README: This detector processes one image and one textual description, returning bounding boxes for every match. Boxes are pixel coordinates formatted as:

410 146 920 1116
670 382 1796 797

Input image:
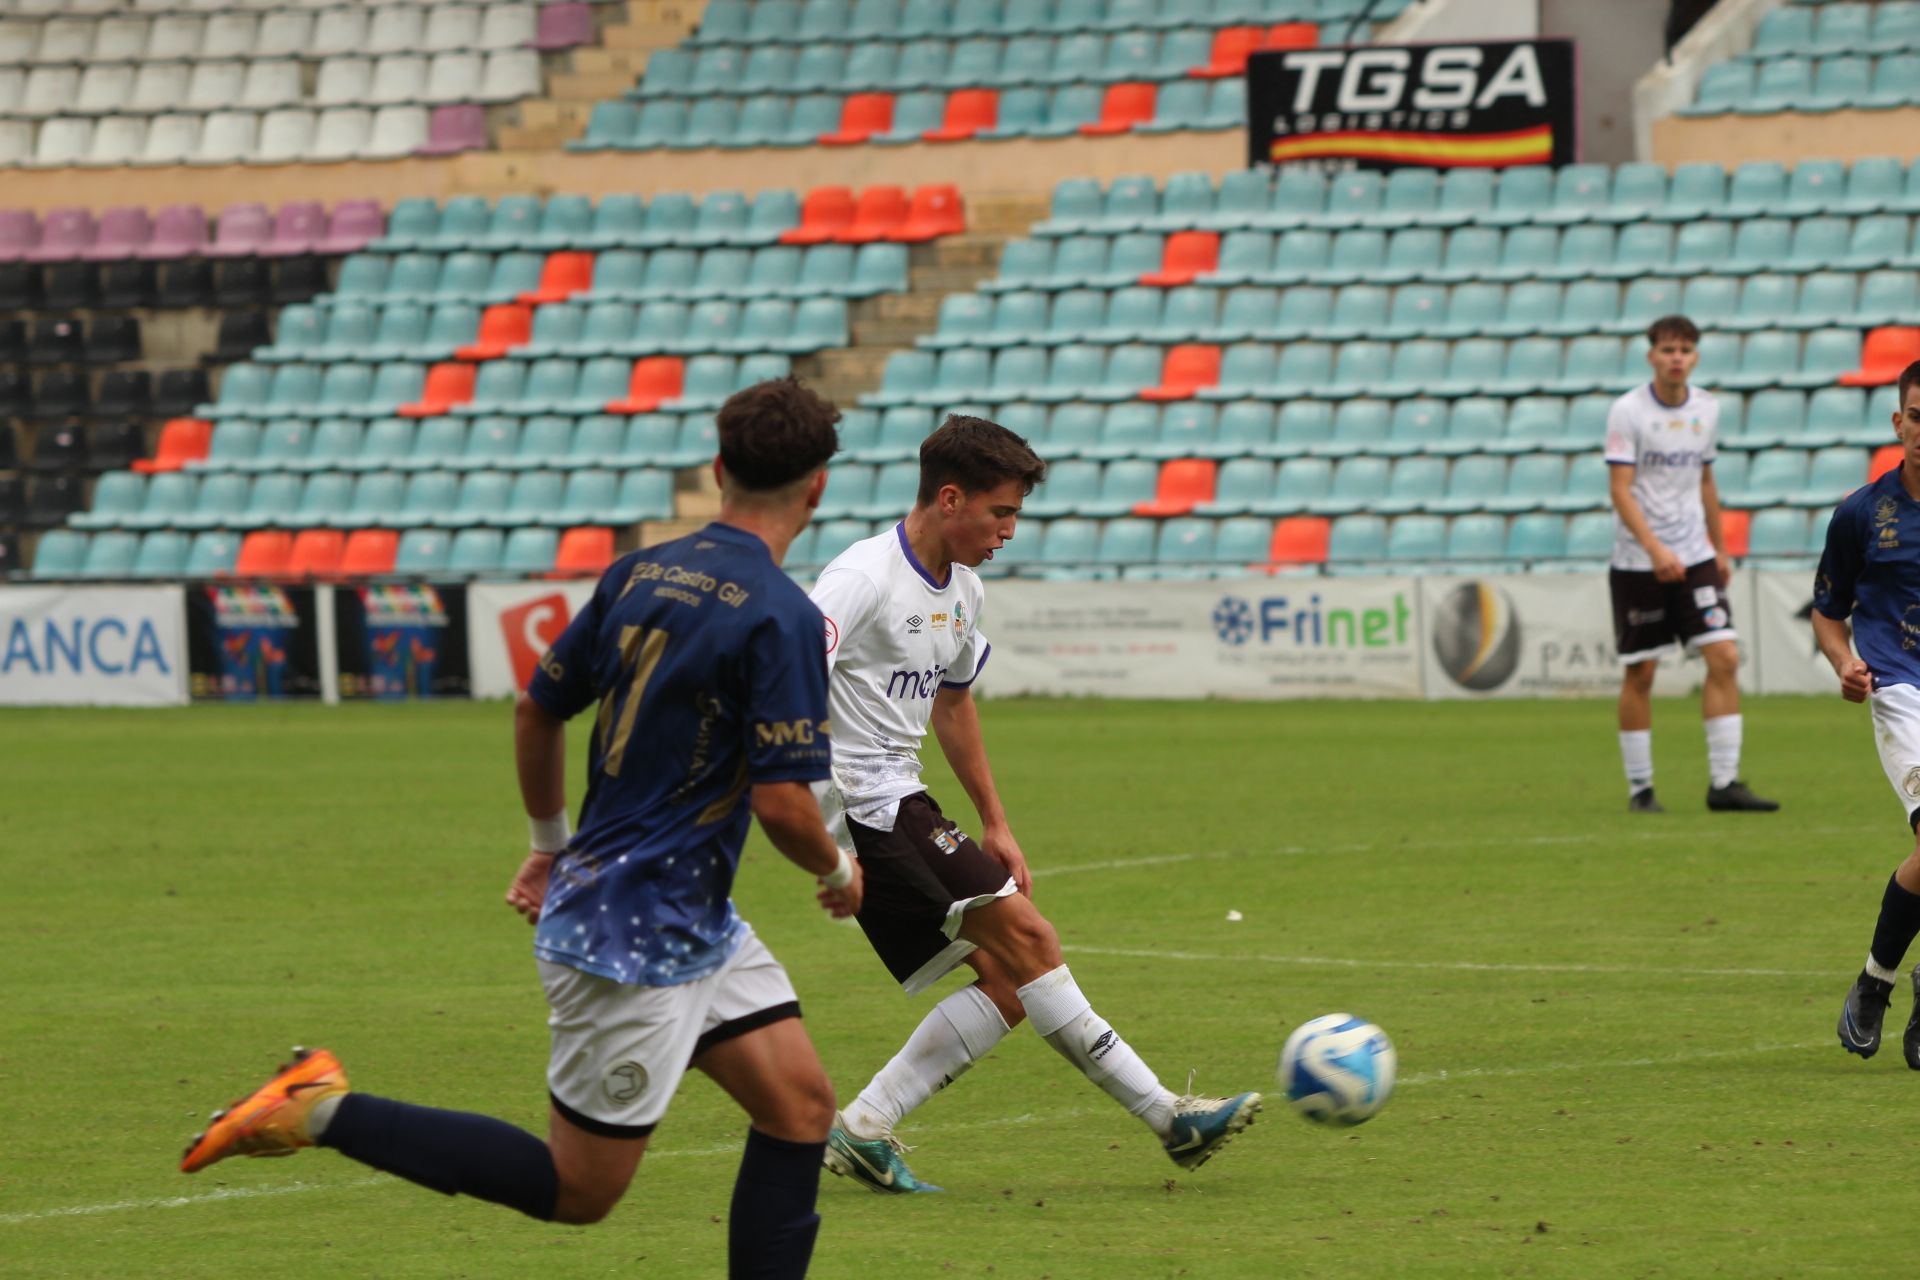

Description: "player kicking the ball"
809 414 1260 1195
1821 362 1920 1064
1607 315 1777 814
180 379 860 1278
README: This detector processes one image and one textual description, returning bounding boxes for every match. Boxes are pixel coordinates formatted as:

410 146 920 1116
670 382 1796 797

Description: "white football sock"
1619 729 1653 795
1016 965 1176 1137
307 1094 342 1139
1866 953 1901 985
842 985 1009 1141
1705 714 1742 789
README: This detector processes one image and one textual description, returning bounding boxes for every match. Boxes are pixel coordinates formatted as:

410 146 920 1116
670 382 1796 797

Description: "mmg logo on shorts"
885 665 949 699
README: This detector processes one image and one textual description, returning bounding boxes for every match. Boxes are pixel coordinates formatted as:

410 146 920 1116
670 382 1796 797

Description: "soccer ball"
1278 1013 1396 1126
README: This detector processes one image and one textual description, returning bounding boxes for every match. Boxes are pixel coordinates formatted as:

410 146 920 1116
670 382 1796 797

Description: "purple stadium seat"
417 103 488 155
24 208 96 263
82 206 155 261
316 200 384 255
0 210 39 263
531 3 594 50
261 201 326 257
205 204 273 259
141 204 210 260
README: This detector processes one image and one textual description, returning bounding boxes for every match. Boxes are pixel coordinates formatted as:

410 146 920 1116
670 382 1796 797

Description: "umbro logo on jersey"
905 614 924 634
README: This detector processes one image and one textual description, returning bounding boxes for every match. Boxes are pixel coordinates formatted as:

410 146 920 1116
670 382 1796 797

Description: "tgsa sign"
1277 45 1550 115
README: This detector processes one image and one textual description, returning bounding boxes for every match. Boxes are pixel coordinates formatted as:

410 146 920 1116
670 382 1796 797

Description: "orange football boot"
180 1047 349 1174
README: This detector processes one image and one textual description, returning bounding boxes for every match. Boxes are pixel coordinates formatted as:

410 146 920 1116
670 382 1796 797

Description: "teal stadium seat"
1326 514 1387 564
502 527 559 575
80 531 140 579
1506 512 1567 560
185 531 241 577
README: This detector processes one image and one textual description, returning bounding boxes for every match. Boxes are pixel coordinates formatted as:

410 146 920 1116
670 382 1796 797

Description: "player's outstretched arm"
931 685 1031 897
750 781 863 917
507 692 569 924
1812 612 1873 703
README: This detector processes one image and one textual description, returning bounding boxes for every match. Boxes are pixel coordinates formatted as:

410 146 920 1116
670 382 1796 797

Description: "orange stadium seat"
781 186 856 245
518 251 595 304
1192 27 1264 78
1081 83 1157 137
456 303 534 360
340 528 400 577
1134 458 1217 517
925 89 998 142
1265 22 1320 51
399 362 477 417
1840 327 1920 386
821 93 894 146
286 528 345 579
1721 509 1751 559
131 417 211 473
552 526 614 578
838 186 910 243
1141 344 1222 401
607 356 684 413
1269 516 1330 568
234 529 294 577
1140 231 1220 287
899 185 965 242
1871 445 1903 482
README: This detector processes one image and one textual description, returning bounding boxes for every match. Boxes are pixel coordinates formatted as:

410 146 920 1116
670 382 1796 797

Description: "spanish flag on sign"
1268 123 1554 168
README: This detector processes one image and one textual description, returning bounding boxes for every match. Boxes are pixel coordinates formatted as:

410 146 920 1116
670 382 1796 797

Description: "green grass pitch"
0 694 1907 1277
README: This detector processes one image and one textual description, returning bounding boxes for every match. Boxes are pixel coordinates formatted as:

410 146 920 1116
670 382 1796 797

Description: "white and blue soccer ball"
1278 1013 1396 1126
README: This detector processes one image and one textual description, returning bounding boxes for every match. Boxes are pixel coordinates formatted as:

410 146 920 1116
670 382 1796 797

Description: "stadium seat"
1842 328 1920 385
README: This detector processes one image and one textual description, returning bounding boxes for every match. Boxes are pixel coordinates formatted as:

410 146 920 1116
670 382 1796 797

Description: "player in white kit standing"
1606 315 1777 814
807 414 1261 1194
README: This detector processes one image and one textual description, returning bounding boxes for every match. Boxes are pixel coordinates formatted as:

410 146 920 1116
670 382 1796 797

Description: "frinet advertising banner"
1247 39 1577 170
0 586 188 706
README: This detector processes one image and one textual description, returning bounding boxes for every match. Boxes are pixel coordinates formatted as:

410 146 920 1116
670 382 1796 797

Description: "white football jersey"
808 522 990 833
1604 382 1720 572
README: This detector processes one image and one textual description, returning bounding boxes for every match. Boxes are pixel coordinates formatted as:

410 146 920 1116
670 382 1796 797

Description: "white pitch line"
1061 943 1827 980
0 1035 1840 1227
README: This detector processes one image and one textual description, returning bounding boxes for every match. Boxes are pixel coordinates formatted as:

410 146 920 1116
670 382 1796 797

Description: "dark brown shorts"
847 791 1014 990
1610 558 1735 663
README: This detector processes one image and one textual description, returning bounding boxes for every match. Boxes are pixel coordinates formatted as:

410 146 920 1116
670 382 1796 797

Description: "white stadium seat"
370 54 427 106
308 10 370 60
479 4 539 51
254 106 314 163
184 60 244 112
253 11 313 60
75 64 134 115
424 5 483 54
18 66 78 118
0 22 38 66
137 112 199 165
189 108 256 165
309 105 370 161
28 116 91 168
367 7 425 56
0 119 33 165
32 19 97 65
0 67 23 114
363 104 429 158
90 17 149 64
199 14 258 62
127 62 190 114
85 114 147 166
425 51 481 103
238 59 302 111
144 16 204 63
315 56 373 108
480 49 541 102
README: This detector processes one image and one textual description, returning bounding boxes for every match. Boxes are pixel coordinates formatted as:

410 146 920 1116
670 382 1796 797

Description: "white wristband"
528 810 572 854
821 848 854 888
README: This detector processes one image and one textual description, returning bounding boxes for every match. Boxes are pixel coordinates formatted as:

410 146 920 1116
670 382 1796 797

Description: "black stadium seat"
87 421 147 472
26 423 83 472
0 531 19 578
43 262 97 310
158 260 211 309
214 258 270 308
272 255 328 304
0 319 26 364
0 421 15 470
95 370 151 419
0 475 20 525
30 369 89 419
0 369 32 417
100 260 156 309
152 368 209 419
215 310 271 362
86 315 142 364
23 473 80 527
0 262 38 310
28 319 84 365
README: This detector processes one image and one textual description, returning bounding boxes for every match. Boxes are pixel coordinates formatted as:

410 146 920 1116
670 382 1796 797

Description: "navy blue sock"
1870 874 1920 974
728 1129 825 1280
318 1094 559 1222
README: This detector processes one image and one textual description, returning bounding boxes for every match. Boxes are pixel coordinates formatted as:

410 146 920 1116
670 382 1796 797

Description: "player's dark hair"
715 376 840 491
1647 314 1700 347
1899 360 1920 408
916 414 1048 507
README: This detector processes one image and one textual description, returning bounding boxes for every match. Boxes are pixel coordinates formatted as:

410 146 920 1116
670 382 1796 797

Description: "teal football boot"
824 1113 943 1194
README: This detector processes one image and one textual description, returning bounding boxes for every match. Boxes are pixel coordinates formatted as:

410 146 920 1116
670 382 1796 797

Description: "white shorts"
540 926 800 1137
1871 683 1920 827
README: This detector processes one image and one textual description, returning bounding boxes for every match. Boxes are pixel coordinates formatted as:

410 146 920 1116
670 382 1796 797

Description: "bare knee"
1703 645 1739 681
748 1067 836 1144
551 1178 625 1225
968 900 1062 983
1621 661 1657 694
973 971 1027 1029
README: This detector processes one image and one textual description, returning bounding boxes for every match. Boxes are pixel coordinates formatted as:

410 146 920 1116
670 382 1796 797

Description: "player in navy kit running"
1821 362 1920 1066
181 378 860 1280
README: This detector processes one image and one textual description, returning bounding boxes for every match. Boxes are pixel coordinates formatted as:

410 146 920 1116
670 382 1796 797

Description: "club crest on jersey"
931 828 962 856
952 601 969 638
1904 767 1920 801
1877 496 1901 549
